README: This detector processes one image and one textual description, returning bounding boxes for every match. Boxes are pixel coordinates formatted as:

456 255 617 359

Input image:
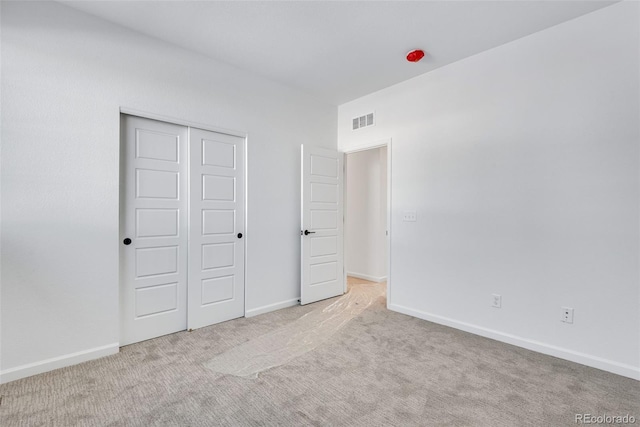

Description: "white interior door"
300 145 344 305
120 115 188 346
188 128 245 329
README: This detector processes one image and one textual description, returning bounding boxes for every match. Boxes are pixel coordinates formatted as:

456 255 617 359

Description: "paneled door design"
120 115 188 346
300 145 344 305
188 128 245 329
121 115 246 345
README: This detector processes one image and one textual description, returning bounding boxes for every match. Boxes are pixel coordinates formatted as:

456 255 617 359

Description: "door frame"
342 138 392 308
118 107 249 343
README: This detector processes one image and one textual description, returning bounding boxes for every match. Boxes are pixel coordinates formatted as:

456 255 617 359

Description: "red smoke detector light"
406 49 425 63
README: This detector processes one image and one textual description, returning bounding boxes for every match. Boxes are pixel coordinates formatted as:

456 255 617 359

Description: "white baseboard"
347 272 387 283
389 303 640 381
245 298 299 318
0 343 120 384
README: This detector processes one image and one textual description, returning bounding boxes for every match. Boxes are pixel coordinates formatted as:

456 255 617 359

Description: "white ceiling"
61 1 617 105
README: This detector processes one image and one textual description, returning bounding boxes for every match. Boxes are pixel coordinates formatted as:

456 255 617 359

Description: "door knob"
123 238 132 245
304 230 315 236
237 233 243 238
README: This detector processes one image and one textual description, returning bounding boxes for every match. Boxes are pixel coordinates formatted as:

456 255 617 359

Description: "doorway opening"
344 140 391 307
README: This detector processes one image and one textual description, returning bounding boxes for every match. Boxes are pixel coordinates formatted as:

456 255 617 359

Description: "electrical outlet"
492 294 502 308
403 211 417 222
561 307 574 324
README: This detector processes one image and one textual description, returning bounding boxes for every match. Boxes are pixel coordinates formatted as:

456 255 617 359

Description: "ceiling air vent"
352 112 375 131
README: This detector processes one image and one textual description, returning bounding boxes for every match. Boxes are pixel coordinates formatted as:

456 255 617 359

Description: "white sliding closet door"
120 115 188 346
121 115 246 345
188 128 245 329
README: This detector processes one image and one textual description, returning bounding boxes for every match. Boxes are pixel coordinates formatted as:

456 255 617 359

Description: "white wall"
338 2 640 379
0 1 336 382
345 147 387 282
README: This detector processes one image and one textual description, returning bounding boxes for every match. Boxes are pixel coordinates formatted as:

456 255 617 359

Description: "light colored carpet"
205 281 385 378
1 277 638 426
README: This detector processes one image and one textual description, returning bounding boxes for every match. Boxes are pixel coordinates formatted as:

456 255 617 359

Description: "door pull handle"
303 230 315 236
